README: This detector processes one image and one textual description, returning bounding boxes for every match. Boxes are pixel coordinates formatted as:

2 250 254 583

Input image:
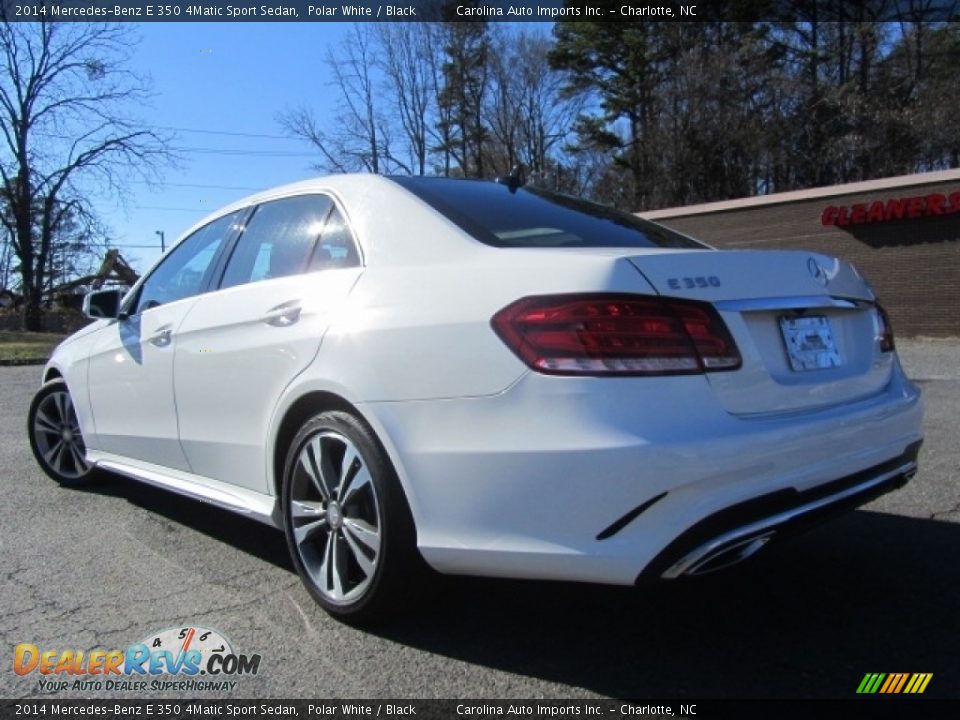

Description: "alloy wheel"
288 430 382 605
31 388 90 480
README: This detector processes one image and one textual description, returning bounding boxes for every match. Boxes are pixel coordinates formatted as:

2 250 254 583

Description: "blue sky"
105 22 354 270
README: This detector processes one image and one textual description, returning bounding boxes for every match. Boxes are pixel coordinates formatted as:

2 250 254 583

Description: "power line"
128 180 263 191
34 126 304 143
31 131 318 159
156 125 301 141
175 146 316 158
133 205 210 212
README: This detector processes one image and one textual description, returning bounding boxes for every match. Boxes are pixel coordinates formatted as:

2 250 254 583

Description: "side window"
307 206 361 271
220 195 334 289
135 211 241 314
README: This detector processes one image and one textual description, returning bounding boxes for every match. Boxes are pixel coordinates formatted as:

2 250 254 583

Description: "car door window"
135 211 242 314
220 195 334 289
307 206 361 271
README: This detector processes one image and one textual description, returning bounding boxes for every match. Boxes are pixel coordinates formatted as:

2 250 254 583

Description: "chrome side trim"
714 295 870 312
91 454 279 527
662 461 917 579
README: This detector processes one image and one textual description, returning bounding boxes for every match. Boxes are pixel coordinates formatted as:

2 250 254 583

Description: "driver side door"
86 210 244 471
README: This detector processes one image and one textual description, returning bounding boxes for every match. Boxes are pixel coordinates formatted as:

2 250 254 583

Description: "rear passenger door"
173 194 364 493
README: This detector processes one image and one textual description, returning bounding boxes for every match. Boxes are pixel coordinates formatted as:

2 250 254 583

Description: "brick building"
639 169 960 337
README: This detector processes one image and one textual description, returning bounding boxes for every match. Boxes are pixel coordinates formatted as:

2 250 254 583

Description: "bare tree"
485 27 584 180
280 25 410 175
0 226 12 294
377 23 434 176
0 20 169 330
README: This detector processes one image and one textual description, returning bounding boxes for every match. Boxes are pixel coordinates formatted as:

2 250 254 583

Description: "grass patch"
0 331 67 362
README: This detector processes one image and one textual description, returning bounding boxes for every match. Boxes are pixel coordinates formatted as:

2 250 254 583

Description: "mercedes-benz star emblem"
807 257 829 286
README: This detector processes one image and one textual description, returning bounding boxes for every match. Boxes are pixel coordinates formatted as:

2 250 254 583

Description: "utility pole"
155 230 165 253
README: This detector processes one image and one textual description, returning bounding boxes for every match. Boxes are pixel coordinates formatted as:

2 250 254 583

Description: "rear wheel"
28 380 96 486
281 410 419 623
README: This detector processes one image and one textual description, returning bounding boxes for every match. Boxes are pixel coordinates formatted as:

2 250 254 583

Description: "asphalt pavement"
1 339 957 699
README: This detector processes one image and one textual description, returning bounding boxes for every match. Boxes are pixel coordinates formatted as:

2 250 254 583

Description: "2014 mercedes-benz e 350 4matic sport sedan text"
28 175 923 622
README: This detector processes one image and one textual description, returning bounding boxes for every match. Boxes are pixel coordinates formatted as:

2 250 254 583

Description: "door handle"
149 326 172 347
262 301 302 327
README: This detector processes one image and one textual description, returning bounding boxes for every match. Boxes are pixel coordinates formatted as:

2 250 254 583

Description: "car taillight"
876 303 895 352
491 294 741 376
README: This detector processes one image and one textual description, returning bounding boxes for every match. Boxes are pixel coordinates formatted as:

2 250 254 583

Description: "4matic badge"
13 626 261 693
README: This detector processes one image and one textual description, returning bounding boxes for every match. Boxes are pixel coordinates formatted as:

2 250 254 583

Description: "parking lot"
1 339 957 700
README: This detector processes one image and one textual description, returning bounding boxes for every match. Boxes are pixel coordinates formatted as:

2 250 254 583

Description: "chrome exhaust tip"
665 532 775 578
649 453 921 583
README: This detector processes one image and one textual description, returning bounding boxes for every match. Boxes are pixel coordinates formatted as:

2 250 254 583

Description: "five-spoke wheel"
28 379 95 485
282 410 419 623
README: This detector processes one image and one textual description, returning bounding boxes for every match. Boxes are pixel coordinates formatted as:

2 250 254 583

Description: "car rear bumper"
640 439 921 581
358 362 923 586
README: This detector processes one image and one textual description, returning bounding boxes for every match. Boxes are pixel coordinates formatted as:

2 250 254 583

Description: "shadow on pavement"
79 471 294 572
376 510 959 699
77 474 959 699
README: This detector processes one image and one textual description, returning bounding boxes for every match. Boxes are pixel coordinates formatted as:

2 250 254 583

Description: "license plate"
779 315 842 371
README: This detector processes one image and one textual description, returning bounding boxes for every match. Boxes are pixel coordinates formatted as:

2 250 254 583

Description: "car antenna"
495 165 525 193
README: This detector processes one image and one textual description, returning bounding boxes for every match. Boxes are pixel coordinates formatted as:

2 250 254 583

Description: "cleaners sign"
821 190 960 227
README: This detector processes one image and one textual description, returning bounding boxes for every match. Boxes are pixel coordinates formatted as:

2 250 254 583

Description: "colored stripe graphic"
909 673 933 694
857 672 932 694
891 673 909 693
881 673 906 693
857 673 881 693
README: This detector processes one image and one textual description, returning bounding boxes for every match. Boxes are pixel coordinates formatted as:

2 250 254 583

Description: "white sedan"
28 175 924 622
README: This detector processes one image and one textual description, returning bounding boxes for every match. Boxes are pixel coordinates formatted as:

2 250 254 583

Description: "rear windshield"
390 177 706 250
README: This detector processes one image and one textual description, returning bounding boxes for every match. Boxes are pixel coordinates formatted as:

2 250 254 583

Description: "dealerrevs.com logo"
14 626 261 693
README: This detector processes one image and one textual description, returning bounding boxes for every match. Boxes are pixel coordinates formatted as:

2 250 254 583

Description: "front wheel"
281 410 420 623
28 379 96 486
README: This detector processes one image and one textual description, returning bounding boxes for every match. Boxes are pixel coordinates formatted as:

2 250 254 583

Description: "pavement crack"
929 495 960 520
286 589 321 641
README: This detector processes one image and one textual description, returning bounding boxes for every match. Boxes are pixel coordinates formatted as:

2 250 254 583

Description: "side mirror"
83 288 125 320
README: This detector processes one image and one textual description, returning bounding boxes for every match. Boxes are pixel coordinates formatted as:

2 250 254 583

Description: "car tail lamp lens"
491 294 741 376
876 303 895 352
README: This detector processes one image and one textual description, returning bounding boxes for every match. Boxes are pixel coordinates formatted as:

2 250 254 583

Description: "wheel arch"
270 389 424 550
270 392 419 524
271 391 357 500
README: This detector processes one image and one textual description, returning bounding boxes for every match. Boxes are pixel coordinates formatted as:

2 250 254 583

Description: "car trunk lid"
626 249 873 303
626 250 893 416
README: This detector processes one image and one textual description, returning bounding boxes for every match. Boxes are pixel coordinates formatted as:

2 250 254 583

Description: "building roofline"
638 168 960 220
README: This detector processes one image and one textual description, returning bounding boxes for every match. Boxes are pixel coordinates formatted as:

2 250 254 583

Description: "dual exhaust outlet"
663 530 776 580
659 459 919 580
665 532 776 578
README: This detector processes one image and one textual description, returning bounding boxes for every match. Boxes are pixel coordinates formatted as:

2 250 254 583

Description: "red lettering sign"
821 190 960 226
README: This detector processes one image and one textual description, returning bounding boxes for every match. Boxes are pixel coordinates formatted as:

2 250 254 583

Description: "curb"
0 358 47 367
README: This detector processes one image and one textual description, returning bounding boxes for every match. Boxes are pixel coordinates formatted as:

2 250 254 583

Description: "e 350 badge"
14 626 261 693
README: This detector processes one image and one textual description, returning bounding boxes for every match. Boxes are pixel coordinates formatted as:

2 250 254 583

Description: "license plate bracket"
779 315 842 371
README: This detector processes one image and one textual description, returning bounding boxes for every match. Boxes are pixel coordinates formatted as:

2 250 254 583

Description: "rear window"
390 177 706 250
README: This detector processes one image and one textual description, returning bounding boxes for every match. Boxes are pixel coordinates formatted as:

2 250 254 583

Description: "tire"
28 379 97 486
281 410 420 624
